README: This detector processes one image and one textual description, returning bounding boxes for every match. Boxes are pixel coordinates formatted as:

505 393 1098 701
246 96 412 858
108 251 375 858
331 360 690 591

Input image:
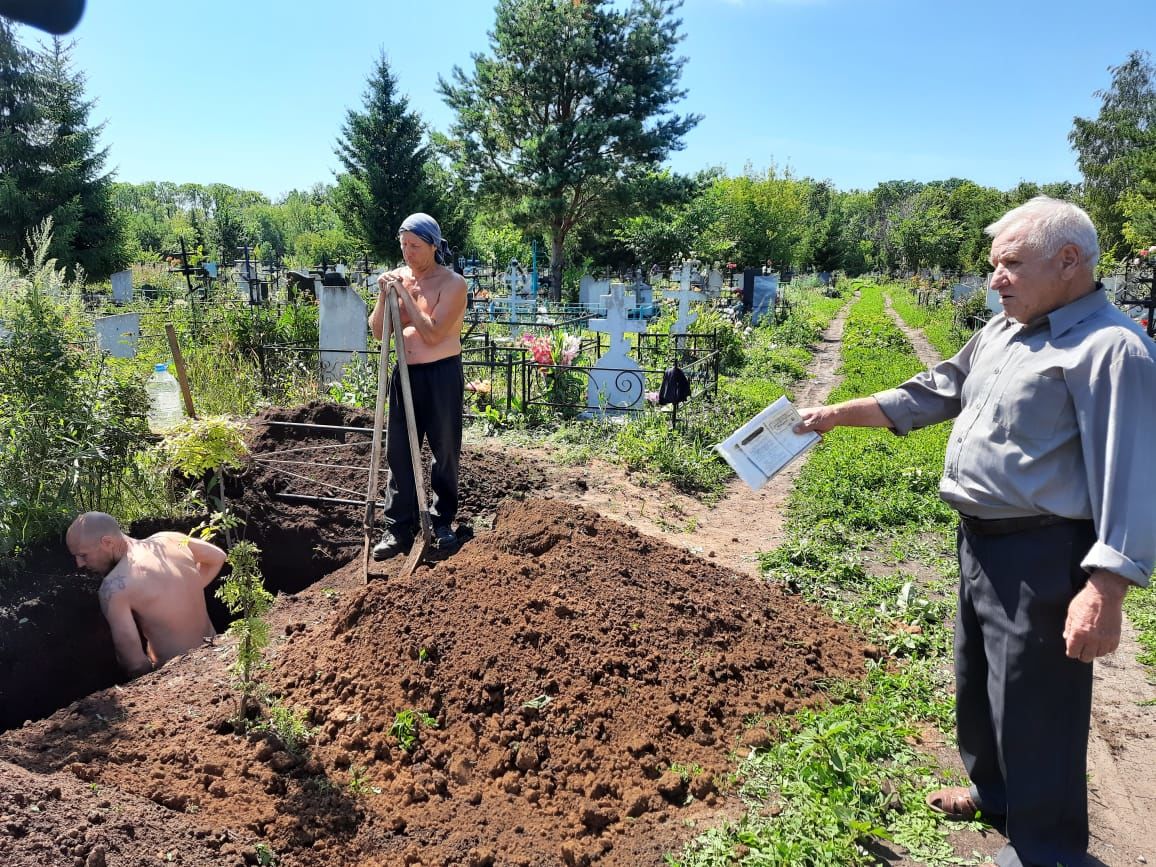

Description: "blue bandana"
399 213 452 265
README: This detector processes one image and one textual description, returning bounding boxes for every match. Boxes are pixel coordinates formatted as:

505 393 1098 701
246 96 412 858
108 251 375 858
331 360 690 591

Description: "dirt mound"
0 401 547 731
0 497 868 866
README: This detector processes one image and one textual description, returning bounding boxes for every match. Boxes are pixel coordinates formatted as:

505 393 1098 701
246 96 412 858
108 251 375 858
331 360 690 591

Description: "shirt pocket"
992 372 1071 441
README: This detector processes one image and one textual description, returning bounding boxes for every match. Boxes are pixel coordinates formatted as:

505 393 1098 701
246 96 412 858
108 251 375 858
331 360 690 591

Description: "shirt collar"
1044 284 1110 338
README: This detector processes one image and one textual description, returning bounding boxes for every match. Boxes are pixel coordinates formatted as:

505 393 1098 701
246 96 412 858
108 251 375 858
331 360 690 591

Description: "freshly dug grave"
0 497 870 866
0 400 548 731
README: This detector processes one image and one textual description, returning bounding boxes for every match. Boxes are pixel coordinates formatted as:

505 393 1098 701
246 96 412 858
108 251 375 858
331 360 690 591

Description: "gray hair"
985 196 1100 268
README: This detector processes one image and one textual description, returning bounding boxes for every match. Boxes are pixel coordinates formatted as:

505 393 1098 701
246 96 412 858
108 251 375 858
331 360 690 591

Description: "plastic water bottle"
146 362 185 432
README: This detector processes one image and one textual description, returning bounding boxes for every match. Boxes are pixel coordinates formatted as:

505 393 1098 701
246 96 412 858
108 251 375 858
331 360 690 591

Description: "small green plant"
158 415 248 544
253 842 278 866
257 700 316 755
215 541 274 718
390 708 437 752
327 354 377 408
347 764 381 796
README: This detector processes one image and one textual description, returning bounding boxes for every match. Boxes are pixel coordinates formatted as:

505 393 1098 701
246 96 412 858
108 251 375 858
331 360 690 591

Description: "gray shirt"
874 288 1155 587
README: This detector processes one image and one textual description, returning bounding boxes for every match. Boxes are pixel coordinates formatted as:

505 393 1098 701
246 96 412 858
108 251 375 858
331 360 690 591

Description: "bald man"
66 512 226 678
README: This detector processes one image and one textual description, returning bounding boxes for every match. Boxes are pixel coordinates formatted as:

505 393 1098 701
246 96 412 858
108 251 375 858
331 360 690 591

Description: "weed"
390 708 438 752
255 700 316 756
253 842 278 866
347 764 382 796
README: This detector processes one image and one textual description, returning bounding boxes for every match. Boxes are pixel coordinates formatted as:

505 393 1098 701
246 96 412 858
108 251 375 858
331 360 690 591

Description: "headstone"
632 280 654 318
668 259 705 345
110 270 132 304
505 261 530 297
317 285 368 384
750 275 779 326
94 313 140 358
951 283 976 301
587 284 647 413
579 273 611 308
706 267 724 297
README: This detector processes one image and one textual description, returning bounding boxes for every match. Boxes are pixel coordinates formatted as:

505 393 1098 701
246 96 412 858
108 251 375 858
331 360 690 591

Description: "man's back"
101 532 217 668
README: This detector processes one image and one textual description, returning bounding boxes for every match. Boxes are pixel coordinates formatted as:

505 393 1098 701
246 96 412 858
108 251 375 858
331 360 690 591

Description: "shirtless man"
66 512 226 678
368 212 469 561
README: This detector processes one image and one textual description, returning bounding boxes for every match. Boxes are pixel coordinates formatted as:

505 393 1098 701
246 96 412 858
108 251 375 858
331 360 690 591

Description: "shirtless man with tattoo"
66 512 226 678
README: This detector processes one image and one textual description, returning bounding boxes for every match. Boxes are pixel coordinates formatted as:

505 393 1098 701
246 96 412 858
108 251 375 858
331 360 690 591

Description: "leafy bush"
0 222 152 559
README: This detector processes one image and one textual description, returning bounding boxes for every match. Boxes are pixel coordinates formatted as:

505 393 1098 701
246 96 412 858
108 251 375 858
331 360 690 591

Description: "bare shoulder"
98 565 130 607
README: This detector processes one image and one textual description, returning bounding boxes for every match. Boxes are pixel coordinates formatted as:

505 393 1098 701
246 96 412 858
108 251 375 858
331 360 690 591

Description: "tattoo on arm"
98 574 127 610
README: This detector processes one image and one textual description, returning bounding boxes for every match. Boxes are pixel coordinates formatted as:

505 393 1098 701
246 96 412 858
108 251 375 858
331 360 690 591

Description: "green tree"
1069 50 1156 256
0 21 48 266
439 0 700 300
333 53 431 262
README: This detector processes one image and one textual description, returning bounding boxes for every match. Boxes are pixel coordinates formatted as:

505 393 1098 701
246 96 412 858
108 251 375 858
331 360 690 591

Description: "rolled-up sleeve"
1075 351 1156 588
873 332 979 435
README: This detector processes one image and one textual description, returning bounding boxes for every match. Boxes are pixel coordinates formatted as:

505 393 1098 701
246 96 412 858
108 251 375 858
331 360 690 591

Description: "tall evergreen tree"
0 19 46 262
439 0 700 300
35 37 124 280
1070 50 1156 257
333 53 431 262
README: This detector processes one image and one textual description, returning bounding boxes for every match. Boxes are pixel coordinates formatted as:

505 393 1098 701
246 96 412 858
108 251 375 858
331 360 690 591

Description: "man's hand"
793 397 894 434
1064 570 1131 663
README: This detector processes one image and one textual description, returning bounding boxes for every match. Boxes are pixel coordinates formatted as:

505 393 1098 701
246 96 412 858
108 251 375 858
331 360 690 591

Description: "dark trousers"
382 354 463 533
955 519 1096 867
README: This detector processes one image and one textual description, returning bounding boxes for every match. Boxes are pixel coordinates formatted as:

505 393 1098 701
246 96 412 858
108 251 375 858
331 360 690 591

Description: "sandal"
925 786 985 821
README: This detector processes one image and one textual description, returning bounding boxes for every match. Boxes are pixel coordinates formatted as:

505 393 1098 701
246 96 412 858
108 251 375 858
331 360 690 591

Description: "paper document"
715 396 820 490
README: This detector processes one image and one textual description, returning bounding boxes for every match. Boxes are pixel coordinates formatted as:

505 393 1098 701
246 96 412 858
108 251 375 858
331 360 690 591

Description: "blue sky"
15 0 1150 200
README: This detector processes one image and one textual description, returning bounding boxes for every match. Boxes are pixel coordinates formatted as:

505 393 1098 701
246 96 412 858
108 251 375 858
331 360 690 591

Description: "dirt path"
508 304 849 579
884 295 1156 866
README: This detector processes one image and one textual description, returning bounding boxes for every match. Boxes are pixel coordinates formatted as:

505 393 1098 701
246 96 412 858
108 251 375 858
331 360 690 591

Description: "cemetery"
1 3 1155 865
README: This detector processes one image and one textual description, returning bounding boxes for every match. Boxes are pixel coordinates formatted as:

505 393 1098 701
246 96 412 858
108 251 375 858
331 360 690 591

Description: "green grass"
670 283 971 866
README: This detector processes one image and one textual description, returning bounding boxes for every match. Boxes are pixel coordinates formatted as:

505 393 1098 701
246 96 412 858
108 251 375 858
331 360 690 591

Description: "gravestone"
632 280 655 318
705 266 724 297
317 284 368 384
94 313 140 358
984 275 1000 314
668 259 705 346
587 284 647 413
110 270 132 304
579 273 611 308
750 275 779 326
951 283 977 301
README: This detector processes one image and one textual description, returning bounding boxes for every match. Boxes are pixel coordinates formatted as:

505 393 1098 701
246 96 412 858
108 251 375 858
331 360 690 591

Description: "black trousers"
955 518 1096 867
382 354 463 533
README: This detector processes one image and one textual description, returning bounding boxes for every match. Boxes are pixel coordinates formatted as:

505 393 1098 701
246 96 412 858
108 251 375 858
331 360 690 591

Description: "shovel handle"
362 285 394 581
387 287 433 539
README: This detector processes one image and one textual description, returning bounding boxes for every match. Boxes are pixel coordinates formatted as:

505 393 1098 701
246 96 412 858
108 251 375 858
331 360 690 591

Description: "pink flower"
645 391 659 404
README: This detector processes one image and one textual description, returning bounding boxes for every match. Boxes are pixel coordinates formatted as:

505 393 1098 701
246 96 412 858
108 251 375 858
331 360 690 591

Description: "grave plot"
0 401 548 732
0 492 869 867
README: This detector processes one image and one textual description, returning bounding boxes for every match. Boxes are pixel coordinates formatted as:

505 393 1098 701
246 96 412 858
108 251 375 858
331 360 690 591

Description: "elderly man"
368 213 468 561
66 512 226 678
796 197 1155 867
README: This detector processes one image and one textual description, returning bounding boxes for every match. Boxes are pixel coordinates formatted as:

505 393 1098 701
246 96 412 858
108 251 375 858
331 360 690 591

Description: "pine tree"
333 53 432 262
35 37 125 280
0 19 47 262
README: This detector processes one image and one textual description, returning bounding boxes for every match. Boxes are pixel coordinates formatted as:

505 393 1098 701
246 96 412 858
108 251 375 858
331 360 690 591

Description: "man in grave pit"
66 512 226 678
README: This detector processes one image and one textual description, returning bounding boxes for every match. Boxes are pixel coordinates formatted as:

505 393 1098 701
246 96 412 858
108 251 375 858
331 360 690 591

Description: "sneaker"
372 528 413 561
431 525 459 552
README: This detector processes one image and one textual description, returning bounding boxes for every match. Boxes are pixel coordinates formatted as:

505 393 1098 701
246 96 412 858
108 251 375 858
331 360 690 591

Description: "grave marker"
668 259 705 346
587 284 647 413
317 284 368 384
110 270 132 304
94 313 140 358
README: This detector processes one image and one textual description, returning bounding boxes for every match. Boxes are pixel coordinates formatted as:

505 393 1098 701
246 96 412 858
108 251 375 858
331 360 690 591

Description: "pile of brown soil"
0 495 869 866
0 401 547 731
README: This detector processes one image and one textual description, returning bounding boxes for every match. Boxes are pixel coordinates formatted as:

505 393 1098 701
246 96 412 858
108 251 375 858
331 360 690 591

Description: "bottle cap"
154 363 168 372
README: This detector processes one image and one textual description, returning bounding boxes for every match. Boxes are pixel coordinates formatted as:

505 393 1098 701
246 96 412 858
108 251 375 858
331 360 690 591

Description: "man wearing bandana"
368 213 468 560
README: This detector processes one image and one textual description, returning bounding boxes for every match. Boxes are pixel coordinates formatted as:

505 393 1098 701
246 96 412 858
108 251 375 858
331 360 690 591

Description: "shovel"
362 282 434 581
362 282 394 584
386 286 434 578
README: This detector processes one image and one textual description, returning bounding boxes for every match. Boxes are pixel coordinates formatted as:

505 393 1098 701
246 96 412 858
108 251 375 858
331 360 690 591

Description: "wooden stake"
164 323 197 419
